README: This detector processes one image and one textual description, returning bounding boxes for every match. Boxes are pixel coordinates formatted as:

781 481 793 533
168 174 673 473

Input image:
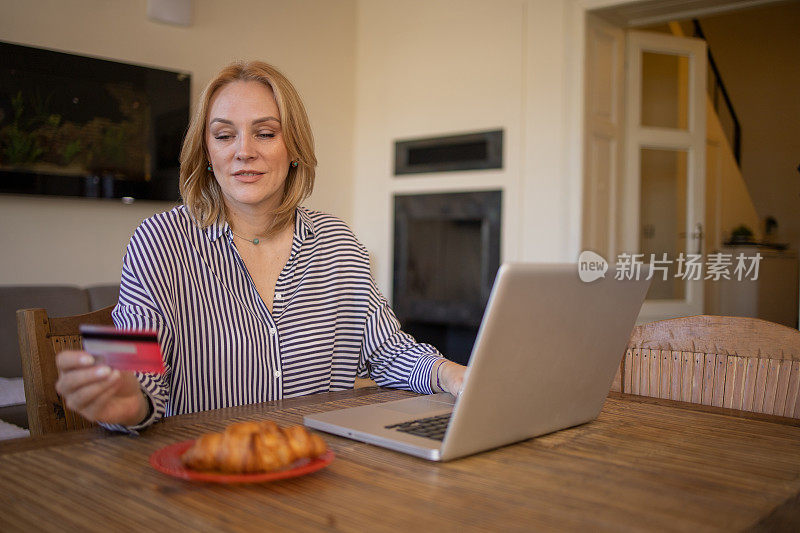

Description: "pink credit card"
80 324 166 374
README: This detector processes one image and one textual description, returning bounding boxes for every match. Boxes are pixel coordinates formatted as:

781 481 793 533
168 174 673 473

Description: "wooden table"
1 388 799 532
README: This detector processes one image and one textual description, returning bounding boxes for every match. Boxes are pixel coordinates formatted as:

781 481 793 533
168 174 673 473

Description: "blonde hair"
179 60 316 235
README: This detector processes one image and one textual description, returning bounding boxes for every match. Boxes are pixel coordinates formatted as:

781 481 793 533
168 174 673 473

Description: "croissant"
181 421 327 474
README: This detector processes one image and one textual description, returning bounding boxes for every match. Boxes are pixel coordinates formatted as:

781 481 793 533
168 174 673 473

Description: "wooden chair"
611 315 800 418
16 306 114 436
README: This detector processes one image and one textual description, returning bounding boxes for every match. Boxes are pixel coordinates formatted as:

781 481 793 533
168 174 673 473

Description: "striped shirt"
106 205 442 431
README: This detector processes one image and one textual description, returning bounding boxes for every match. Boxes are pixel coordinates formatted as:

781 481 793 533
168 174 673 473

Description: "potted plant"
729 224 755 244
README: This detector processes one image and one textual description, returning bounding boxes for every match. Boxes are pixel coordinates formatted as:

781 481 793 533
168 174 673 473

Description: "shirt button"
269 327 277 335
275 292 282 300
274 370 282 378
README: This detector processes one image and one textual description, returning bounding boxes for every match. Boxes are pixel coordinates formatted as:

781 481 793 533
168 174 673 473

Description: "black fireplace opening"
393 191 501 365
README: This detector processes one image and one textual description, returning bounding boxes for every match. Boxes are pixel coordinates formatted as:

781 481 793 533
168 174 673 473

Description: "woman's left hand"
437 360 468 397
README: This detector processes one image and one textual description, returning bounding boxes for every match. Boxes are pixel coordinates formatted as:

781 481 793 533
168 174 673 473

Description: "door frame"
623 30 708 320
569 0 738 322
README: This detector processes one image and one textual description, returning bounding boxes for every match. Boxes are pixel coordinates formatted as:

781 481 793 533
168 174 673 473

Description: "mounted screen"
0 41 190 201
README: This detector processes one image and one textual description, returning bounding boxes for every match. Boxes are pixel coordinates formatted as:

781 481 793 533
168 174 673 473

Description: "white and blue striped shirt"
108 205 441 431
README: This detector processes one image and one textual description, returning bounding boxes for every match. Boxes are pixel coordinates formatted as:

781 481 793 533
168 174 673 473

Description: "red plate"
149 439 335 483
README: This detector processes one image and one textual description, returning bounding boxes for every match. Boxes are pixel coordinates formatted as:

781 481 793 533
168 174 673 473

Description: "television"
0 41 190 201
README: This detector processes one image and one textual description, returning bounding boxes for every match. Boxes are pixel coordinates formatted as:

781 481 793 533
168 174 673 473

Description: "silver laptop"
304 263 651 461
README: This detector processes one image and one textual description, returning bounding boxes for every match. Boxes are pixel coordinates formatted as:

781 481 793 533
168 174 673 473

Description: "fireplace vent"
394 130 502 175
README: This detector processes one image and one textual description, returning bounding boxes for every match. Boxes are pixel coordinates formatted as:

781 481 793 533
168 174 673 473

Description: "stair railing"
692 19 742 167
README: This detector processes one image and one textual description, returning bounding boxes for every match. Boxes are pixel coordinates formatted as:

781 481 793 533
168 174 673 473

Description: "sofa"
0 284 119 431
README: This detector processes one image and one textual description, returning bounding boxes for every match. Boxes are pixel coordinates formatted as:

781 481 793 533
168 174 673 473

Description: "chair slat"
741 358 758 412
670 351 681 401
641 349 650 397
52 335 79 432
691 353 703 404
785 361 800 418
60 335 87 430
681 352 693 403
649 349 660 398
731 356 747 411
631 349 641 396
753 359 769 413
762 359 781 414
794 367 800 418
623 349 633 393
712 354 727 407
67 335 82 350
701 353 715 406
774 360 792 416
723 356 737 409
48 336 69 433
659 350 671 399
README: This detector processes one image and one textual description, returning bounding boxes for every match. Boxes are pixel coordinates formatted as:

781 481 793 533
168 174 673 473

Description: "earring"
291 161 299 168
207 162 212 171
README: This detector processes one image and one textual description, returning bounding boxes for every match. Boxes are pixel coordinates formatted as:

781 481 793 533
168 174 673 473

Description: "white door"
582 15 624 261
621 30 707 322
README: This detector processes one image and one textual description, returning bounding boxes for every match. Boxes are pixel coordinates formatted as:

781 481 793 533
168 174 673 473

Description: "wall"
0 0 356 285
353 0 581 296
698 2 800 251
705 95 763 316
705 99 761 252
1 0 599 293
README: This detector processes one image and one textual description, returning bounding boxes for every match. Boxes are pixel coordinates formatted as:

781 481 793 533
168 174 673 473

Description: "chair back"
16 306 114 436
0 286 91 378
611 315 800 419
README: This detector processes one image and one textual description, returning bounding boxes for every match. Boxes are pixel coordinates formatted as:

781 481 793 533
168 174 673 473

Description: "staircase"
691 19 742 168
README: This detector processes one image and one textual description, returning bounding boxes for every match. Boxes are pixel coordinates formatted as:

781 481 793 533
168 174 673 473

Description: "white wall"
353 0 582 296
0 0 356 285
2 0 593 293
705 98 761 252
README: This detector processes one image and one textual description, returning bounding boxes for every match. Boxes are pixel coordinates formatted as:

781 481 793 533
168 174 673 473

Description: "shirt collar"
295 206 315 239
203 207 315 242
205 217 229 242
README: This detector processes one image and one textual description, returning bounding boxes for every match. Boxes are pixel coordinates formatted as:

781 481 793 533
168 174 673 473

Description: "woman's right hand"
55 350 150 426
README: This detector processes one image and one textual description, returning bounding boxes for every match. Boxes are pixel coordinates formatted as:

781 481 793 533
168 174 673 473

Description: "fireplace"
393 191 501 365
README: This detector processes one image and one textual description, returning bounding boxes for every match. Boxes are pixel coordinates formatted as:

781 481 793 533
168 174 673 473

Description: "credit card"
80 324 166 374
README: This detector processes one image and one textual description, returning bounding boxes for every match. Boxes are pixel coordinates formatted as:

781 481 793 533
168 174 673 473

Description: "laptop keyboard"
385 413 452 441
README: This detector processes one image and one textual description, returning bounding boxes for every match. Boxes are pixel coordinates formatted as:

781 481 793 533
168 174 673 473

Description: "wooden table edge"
0 386 393 455
4 389 797 456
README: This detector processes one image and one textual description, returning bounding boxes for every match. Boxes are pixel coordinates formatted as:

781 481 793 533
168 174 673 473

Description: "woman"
55 61 466 431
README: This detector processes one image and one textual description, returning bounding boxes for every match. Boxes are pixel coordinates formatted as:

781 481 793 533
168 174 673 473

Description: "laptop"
304 263 651 461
